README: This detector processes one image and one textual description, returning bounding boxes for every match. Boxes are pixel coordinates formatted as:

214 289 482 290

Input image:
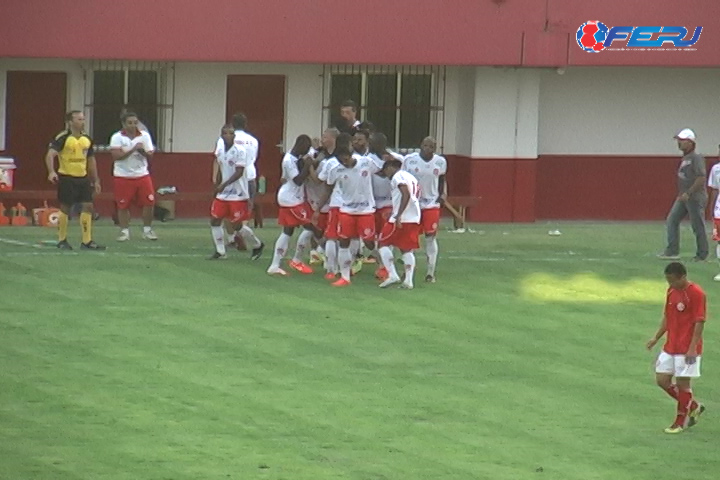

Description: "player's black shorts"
57 174 93 205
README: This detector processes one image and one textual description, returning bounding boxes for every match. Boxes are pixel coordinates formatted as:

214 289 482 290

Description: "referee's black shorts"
58 174 93 206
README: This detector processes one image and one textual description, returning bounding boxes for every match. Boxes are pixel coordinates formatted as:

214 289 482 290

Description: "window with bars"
323 65 445 152
84 61 174 150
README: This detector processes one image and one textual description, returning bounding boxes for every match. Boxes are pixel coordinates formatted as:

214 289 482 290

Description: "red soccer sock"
674 390 693 427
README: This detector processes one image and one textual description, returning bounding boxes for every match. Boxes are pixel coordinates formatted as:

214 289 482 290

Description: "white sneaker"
379 276 401 288
142 230 158 241
117 231 130 242
399 282 414 290
713 273 720 282
267 267 288 276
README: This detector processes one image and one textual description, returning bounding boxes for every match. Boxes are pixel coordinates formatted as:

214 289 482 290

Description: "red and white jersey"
215 144 249 201
402 153 447 210
708 163 720 218
389 170 421 224
110 130 155 178
318 157 342 208
369 151 404 208
277 153 305 207
306 158 330 213
326 156 380 215
215 130 258 181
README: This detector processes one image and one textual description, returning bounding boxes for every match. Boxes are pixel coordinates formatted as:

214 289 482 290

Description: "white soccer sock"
370 247 380 262
426 236 438 277
239 225 262 248
401 252 416 286
316 244 325 255
120 227 130 236
325 240 338 274
338 247 353 281
350 238 361 258
270 233 291 269
143 226 152 233
379 246 400 279
293 230 313 263
716 243 720 261
211 226 226 255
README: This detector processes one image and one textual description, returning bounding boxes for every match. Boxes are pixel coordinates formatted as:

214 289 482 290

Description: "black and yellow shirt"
49 131 95 177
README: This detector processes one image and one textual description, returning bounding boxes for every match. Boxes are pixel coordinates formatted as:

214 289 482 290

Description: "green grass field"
1 219 718 480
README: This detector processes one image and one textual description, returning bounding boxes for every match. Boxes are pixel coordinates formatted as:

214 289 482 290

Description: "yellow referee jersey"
49 131 95 177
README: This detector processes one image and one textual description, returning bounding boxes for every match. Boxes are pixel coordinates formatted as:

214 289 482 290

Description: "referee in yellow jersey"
44 111 105 250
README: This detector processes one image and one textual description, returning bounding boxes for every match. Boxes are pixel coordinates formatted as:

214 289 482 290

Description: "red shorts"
324 208 340 240
211 199 251 223
278 203 312 227
420 208 441 236
114 175 155 208
374 207 393 236
338 212 375 241
315 212 329 232
379 222 421 251
713 219 720 242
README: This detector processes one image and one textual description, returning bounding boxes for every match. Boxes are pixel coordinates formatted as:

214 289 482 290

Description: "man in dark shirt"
334 100 362 135
660 129 708 261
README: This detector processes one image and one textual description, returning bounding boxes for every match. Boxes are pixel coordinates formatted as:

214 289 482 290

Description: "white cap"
674 128 696 142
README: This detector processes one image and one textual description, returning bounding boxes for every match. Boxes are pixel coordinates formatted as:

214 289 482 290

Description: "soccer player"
708 146 720 280
377 158 422 289
110 112 158 241
321 146 380 287
646 262 706 434
45 111 105 250
209 124 264 260
267 135 317 276
368 132 404 279
403 137 447 283
306 128 339 265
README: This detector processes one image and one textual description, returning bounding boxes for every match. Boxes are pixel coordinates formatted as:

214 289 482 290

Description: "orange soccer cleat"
288 260 313 274
331 278 351 287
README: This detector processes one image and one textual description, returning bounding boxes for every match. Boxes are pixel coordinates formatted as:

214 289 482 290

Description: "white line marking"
0 237 43 249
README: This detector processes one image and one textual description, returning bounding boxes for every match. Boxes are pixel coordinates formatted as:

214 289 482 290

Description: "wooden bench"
445 195 482 229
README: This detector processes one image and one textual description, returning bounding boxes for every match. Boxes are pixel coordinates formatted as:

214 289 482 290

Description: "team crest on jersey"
362 170 368 177
433 168 440 176
677 302 686 312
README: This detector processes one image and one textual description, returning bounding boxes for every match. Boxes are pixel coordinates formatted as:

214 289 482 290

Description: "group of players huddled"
212 103 448 289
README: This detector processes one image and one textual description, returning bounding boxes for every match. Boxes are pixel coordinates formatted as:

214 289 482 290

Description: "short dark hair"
360 121 376 133
336 133 353 150
335 145 352 157
221 123 234 132
664 262 687 277
121 111 138 123
383 158 403 171
340 100 357 112
232 113 247 129
353 129 370 140
65 110 82 122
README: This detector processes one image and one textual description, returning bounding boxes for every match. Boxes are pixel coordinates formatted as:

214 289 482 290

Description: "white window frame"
82 60 175 152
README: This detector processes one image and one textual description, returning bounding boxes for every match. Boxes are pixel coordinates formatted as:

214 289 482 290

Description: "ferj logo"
576 21 702 52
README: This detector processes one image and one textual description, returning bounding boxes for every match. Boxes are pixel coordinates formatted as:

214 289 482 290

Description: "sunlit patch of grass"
520 272 666 304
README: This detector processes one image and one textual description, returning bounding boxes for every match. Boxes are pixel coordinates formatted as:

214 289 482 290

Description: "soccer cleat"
142 229 158 241
375 266 389 281
425 275 436 283
399 282 414 290
251 242 265 261
309 250 325 265
714 274 720 282
80 241 106 250
351 259 363 275
116 231 130 242
379 276 401 288
208 252 228 260
691 256 708 262
664 424 684 434
331 278 351 287
657 253 681 260
288 260 313 274
56 240 73 250
324 272 337 280
267 267 289 276
687 403 706 428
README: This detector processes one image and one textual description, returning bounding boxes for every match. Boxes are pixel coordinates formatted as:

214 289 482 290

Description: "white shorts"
655 351 701 378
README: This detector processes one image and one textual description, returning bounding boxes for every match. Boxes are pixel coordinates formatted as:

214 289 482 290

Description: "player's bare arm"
394 183 411 228
646 315 667 350
710 188 718 220
686 321 705 364
437 174 447 204
87 155 101 194
292 156 312 186
216 166 245 194
212 160 220 184
45 148 59 184
111 143 142 161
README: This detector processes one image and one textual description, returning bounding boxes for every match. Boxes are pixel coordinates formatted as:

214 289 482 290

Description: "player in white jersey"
368 132 404 280
306 128 339 267
708 151 720 281
110 112 158 242
209 125 264 260
267 135 317 276
402 137 447 283
321 146 381 287
377 158 422 289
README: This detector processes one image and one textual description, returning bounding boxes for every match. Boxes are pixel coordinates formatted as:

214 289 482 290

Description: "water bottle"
258 175 266 194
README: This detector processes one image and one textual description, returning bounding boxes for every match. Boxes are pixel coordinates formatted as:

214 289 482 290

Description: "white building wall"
538 67 720 156
172 63 323 153
442 67 475 156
